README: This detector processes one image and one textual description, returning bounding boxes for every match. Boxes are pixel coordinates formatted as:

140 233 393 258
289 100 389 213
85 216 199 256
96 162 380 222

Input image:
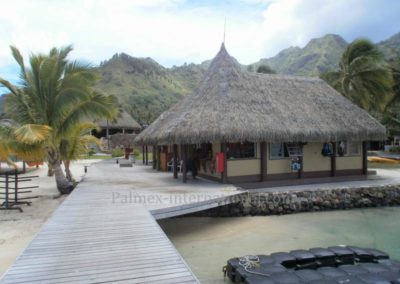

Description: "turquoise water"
159 207 400 283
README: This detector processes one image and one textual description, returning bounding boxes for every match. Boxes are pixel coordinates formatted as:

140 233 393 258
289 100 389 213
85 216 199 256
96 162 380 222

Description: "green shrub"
88 149 96 156
389 146 400 153
111 148 124 157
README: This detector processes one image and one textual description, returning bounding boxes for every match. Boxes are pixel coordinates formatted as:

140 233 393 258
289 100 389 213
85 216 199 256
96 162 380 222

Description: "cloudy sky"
0 0 399 83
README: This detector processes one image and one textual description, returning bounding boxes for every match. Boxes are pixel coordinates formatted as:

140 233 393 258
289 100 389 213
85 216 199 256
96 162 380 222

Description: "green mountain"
378 32 400 61
254 34 348 76
96 32 399 124
95 53 207 125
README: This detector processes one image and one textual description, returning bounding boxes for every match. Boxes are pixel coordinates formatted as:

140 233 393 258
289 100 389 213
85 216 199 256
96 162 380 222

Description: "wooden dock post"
157 146 161 171
173 144 178 179
331 142 337 176
221 143 227 183
362 141 368 175
152 145 156 169
145 145 149 165
181 144 187 183
260 142 267 182
142 145 145 164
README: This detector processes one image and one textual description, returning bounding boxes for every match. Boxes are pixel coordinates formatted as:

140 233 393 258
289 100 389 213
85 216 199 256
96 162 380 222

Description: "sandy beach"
0 159 103 276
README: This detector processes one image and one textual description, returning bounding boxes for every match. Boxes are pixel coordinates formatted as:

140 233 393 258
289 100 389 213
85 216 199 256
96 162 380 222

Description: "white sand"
0 159 103 276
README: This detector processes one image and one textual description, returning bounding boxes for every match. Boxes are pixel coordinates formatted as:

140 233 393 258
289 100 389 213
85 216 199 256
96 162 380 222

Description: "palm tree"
0 45 118 194
0 121 50 167
382 56 400 131
321 39 393 112
256 64 276 74
60 122 100 181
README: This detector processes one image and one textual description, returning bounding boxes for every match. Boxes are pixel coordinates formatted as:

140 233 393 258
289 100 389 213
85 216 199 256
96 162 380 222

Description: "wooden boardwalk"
1 160 241 283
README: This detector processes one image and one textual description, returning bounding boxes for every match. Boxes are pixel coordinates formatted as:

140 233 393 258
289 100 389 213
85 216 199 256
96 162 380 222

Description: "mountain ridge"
1 32 398 122
95 31 399 123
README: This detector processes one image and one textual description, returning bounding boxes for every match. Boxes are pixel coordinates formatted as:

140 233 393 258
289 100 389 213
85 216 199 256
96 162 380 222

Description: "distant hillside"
254 34 348 76
254 33 399 76
96 32 399 124
95 53 207 125
378 32 400 61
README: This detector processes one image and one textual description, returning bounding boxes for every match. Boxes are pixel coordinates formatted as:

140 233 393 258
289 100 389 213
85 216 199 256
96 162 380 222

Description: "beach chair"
167 159 183 172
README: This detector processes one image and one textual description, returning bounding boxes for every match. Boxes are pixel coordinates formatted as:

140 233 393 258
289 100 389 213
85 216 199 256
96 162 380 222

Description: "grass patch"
79 155 112 160
136 153 153 161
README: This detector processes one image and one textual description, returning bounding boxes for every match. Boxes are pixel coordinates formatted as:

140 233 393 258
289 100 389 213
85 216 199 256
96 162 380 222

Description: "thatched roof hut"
98 111 141 130
135 43 385 145
109 133 137 148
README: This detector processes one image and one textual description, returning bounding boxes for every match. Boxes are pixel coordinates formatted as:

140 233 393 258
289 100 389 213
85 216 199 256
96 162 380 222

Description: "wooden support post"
260 142 267 182
157 146 161 171
142 145 145 164
152 145 156 169
145 145 149 165
298 145 303 179
331 142 337 177
173 144 178 179
362 141 368 175
181 144 187 183
221 143 228 183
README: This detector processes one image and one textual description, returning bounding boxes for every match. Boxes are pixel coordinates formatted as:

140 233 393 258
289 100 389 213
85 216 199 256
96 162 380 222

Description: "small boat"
368 156 400 164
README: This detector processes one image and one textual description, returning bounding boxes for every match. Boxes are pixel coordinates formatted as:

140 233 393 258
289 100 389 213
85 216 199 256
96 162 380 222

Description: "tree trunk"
63 160 74 182
47 163 54 176
47 148 73 194
52 160 73 194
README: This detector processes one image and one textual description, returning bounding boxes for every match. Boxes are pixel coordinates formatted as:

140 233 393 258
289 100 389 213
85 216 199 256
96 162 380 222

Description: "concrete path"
0 159 241 284
255 168 400 193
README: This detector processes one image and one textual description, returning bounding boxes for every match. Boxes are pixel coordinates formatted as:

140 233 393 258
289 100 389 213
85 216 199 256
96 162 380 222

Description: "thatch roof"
135 43 386 145
98 111 141 130
109 133 137 148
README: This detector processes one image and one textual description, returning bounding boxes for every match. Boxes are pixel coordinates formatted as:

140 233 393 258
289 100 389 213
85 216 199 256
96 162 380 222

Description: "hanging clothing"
321 143 333 156
338 141 346 156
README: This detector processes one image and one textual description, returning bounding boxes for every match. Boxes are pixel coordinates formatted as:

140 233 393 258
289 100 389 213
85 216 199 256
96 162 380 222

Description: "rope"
238 255 271 278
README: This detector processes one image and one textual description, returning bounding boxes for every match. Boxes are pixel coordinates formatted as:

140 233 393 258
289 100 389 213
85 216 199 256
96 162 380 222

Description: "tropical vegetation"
60 122 100 182
256 64 276 74
93 32 399 125
321 39 393 112
0 45 119 194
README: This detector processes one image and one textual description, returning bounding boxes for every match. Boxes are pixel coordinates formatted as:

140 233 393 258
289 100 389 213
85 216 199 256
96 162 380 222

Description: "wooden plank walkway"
0 162 204 283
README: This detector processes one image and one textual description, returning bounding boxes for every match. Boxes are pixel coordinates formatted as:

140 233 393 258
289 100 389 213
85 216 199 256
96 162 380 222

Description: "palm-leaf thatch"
135 44 386 145
97 111 141 130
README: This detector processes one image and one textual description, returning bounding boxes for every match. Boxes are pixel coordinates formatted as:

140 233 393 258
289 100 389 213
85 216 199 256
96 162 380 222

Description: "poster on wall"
291 157 301 172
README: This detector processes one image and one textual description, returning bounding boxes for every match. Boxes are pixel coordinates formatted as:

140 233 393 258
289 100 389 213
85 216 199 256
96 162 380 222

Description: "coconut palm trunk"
63 160 73 182
47 148 73 194
47 163 54 176
52 160 73 194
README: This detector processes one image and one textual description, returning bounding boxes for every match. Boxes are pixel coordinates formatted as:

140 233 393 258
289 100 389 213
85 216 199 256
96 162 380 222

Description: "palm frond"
14 124 52 144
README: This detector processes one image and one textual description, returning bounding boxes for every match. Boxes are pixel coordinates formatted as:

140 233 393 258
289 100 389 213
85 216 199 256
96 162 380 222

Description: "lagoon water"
158 207 400 283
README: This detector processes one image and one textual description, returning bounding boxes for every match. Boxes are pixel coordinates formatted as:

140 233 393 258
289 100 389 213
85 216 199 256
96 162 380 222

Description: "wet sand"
159 207 400 283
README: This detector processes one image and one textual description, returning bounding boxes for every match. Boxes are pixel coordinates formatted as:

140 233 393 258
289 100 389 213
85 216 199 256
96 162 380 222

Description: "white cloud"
259 0 400 57
0 0 398 78
0 0 267 71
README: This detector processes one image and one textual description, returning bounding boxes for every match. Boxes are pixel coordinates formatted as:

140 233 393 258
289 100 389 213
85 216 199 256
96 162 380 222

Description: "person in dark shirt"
186 149 200 179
